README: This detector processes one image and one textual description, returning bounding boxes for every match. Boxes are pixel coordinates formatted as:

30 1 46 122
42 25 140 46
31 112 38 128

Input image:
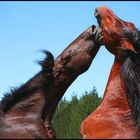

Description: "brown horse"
81 6 140 139
0 25 103 139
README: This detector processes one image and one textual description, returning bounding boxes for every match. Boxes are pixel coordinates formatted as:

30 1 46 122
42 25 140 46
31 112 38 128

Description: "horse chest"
104 75 127 101
81 106 136 139
81 75 137 139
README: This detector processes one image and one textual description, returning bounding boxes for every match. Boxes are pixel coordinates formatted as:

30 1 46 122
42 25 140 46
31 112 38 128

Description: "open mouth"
94 9 101 28
93 9 103 45
91 25 103 46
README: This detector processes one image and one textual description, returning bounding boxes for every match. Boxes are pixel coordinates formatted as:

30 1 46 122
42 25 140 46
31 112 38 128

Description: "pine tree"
52 88 102 139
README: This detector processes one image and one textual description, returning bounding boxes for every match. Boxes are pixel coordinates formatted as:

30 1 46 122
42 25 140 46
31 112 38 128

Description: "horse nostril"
94 9 99 17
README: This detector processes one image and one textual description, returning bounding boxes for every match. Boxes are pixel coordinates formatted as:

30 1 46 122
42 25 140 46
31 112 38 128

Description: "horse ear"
120 39 135 51
116 40 137 60
122 27 140 52
36 50 54 72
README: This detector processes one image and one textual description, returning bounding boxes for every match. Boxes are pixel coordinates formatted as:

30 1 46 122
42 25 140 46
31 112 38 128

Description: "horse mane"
122 27 140 52
0 50 54 113
121 28 140 136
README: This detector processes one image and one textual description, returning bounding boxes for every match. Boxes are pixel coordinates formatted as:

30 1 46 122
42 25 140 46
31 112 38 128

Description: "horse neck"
2 72 47 118
102 58 130 110
5 90 45 118
5 90 45 116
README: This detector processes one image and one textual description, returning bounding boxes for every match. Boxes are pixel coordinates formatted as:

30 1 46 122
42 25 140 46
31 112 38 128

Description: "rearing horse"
0 25 103 139
81 6 140 139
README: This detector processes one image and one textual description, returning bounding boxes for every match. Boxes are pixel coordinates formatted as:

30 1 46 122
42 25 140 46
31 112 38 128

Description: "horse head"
94 6 138 61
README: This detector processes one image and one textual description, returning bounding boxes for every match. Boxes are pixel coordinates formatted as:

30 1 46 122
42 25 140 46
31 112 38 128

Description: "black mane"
0 50 54 113
121 28 140 137
122 27 140 52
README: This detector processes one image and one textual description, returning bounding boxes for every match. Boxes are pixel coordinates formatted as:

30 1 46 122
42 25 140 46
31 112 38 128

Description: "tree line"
52 87 102 139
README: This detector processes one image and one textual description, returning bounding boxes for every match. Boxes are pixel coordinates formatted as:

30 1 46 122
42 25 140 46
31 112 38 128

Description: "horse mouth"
94 8 104 46
94 8 102 28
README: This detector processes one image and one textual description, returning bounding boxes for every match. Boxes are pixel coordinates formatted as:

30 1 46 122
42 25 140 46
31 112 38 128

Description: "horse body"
0 63 54 139
81 60 136 139
81 6 140 139
0 92 49 139
0 25 102 139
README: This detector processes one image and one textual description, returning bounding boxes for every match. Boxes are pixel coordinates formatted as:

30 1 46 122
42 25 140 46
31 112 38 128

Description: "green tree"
52 88 102 139
67 95 81 139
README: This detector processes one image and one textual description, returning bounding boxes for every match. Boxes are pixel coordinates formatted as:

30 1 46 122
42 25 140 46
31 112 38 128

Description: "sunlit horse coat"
0 25 103 139
81 6 140 139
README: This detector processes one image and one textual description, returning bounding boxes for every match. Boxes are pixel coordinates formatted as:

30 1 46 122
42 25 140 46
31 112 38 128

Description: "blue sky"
0 1 140 101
